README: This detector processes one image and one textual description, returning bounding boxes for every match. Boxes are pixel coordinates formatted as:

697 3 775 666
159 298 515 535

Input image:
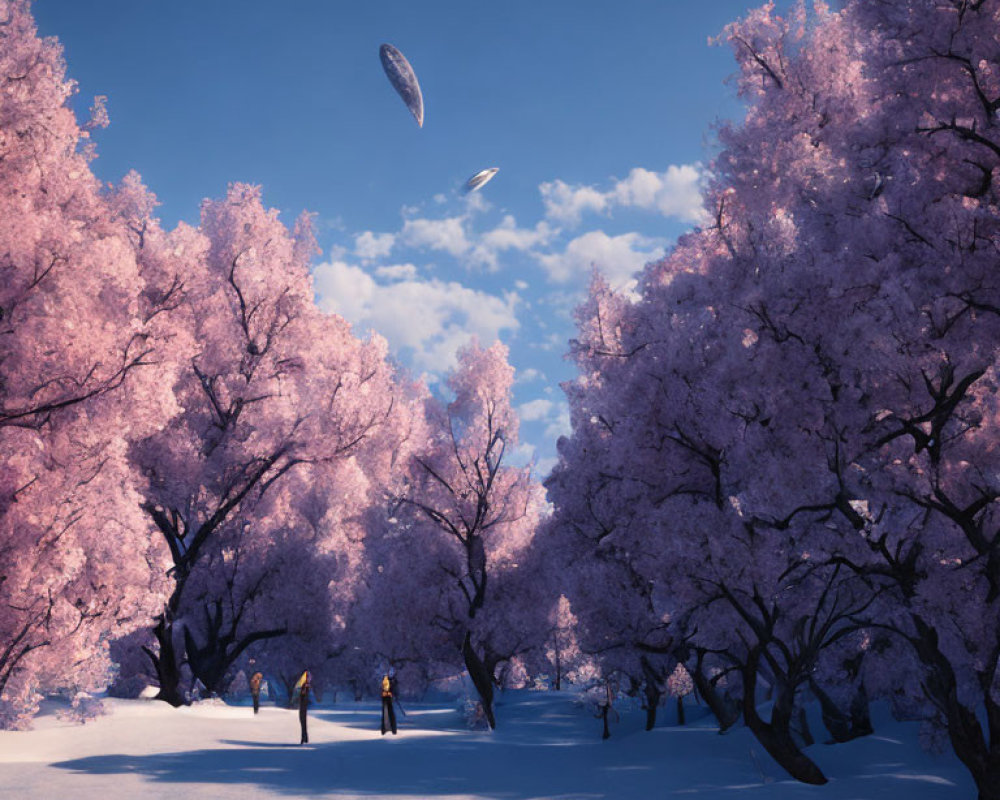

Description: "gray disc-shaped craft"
465 167 499 193
379 43 424 128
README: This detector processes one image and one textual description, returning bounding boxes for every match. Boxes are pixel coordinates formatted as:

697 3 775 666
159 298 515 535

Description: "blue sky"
36 0 779 479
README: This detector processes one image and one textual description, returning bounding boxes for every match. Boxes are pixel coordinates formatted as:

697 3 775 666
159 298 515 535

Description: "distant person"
296 670 312 745
380 668 398 735
597 681 618 740
250 671 263 714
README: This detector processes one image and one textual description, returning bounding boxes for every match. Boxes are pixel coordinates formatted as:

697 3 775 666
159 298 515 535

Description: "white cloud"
518 398 555 422
508 442 536 469
313 260 519 374
374 263 418 281
325 243 348 262
611 165 706 223
544 403 572 440
514 280 529 290
539 164 706 228
535 456 558 479
535 332 565 352
536 230 661 286
516 367 545 384
482 216 554 251
354 231 396 260
470 216 556 270
393 210 553 272
462 190 491 215
400 216 471 257
545 403 573 439
539 179 608 225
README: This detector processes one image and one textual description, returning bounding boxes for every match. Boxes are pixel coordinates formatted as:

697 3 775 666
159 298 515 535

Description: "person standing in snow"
597 680 618 740
250 670 263 715
380 668 398 735
297 670 312 744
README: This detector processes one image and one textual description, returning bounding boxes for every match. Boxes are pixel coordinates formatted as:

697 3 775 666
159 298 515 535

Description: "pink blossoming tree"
0 0 180 727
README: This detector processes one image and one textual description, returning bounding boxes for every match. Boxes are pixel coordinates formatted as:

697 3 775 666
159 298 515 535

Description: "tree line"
3 1 1000 798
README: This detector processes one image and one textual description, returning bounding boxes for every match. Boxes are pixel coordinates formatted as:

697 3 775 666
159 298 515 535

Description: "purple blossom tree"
550 2 1000 794
401 341 544 728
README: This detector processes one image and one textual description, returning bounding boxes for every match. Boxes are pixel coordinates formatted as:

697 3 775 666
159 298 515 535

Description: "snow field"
0 691 974 799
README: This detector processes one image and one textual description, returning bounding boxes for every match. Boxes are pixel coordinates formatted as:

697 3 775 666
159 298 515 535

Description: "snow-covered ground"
0 691 974 799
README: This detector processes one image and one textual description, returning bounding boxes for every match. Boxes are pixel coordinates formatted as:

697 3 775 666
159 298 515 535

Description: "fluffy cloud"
536 230 662 286
539 164 706 227
400 216 471 257
518 398 555 422
539 180 608 225
515 367 545 383
354 230 396 260
611 165 706 223
374 263 418 281
482 216 554 252
470 216 556 270
390 209 554 272
534 456 558 479
313 260 519 374
543 402 572 440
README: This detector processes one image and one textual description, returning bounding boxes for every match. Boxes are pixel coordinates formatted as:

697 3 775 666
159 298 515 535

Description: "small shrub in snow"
57 692 106 724
460 696 490 730
226 670 249 698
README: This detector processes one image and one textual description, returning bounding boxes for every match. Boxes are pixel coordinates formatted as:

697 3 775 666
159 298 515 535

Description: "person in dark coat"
298 670 312 744
380 668 398 735
250 671 263 715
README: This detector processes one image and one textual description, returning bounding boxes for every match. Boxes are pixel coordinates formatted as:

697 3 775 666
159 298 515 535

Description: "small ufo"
464 167 499 193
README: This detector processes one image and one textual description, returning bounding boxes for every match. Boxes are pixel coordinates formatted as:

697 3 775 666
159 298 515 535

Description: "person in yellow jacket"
380 668 398 735
296 670 312 745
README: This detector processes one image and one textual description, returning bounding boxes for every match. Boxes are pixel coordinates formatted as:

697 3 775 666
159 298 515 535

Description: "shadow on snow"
51 694 971 799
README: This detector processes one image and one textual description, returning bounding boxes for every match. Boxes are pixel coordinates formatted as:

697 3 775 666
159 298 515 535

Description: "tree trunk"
791 704 814 748
641 656 662 731
742 657 827 785
849 685 873 738
910 616 1000 800
810 678 872 743
941 683 1000 800
677 695 686 726
644 693 659 731
462 632 496 729
691 660 740 732
183 605 286 696
144 615 186 707
281 674 297 707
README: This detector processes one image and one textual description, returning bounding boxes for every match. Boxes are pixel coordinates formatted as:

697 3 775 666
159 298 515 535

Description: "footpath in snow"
0 690 975 799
